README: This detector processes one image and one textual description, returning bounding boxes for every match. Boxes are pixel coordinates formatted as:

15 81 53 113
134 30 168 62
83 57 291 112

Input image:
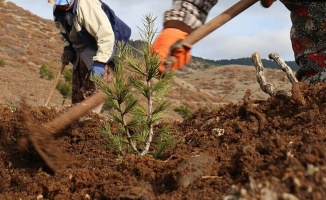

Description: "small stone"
85 194 91 199
211 128 224 136
282 193 299 200
305 164 319 177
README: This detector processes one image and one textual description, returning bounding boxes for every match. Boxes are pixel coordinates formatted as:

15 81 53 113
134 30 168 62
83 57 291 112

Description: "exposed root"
252 52 293 100
291 82 307 107
241 90 266 134
268 53 298 84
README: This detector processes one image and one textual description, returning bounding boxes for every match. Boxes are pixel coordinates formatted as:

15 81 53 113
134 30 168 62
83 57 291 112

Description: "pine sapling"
93 53 140 155
127 14 175 156
94 14 175 157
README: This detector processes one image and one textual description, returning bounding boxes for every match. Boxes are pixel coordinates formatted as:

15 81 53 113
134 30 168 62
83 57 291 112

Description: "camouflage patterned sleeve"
163 0 218 33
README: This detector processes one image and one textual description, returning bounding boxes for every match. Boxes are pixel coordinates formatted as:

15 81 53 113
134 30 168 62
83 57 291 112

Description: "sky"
8 0 294 61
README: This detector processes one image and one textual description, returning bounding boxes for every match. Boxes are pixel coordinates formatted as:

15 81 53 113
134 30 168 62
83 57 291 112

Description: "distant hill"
201 57 299 71
128 40 299 71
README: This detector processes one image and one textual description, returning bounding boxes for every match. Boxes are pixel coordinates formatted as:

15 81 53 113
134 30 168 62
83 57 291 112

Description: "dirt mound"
0 83 325 199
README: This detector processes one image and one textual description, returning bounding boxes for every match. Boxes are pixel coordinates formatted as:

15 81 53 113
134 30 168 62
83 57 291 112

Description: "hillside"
196 57 299 71
0 0 292 118
0 0 63 106
129 40 299 71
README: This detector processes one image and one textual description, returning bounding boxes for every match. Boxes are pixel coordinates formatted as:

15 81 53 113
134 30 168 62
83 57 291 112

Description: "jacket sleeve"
164 0 218 33
53 7 73 49
76 0 115 63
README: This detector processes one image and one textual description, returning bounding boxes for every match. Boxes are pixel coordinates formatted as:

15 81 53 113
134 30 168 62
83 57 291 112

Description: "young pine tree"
93 14 175 157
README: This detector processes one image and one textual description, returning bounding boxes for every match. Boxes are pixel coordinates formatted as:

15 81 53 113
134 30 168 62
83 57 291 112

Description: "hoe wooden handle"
45 91 107 134
44 64 66 107
166 0 275 71
182 0 259 46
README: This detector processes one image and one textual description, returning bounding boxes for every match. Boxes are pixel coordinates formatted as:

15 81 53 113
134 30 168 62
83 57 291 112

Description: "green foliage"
174 106 193 120
62 68 72 83
95 14 175 157
54 68 72 99
56 80 71 99
102 123 127 154
153 126 175 158
0 59 5 67
5 101 19 112
39 64 54 80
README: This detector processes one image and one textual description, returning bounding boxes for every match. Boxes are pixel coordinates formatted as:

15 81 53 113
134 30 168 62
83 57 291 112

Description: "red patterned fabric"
281 1 326 82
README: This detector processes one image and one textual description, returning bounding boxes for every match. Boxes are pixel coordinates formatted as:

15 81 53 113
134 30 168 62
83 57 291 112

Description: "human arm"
152 0 276 74
261 0 275 8
76 0 115 74
151 0 218 73
53 7 76 65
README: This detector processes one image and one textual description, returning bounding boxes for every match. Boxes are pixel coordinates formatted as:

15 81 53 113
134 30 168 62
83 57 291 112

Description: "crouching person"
51 0 116 113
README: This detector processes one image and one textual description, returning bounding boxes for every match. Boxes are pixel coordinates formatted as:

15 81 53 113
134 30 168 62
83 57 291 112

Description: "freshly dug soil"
0 83 325 200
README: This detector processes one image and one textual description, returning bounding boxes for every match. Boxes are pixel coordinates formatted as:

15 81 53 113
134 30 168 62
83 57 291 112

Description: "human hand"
260 0 275 8
151 28 191 74
91 62 105 76
61 46 75 65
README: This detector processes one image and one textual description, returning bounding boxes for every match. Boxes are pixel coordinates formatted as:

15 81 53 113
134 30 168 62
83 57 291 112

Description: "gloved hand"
260 0 275 8
151 28 191 74
61 46 75 65
91 62 105 76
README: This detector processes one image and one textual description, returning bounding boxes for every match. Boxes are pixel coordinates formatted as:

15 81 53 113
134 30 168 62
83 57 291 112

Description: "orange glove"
151 28 191 73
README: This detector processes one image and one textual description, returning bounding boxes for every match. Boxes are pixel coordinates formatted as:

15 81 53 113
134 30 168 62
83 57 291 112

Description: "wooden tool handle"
44 64 66 106
45 91 107 133
182 0 258 46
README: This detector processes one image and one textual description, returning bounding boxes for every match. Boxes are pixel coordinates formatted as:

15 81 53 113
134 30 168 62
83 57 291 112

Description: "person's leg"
72 59 97 99
304 68 326 83
296 51 326 83
72 59 107 114
72 59 87 104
